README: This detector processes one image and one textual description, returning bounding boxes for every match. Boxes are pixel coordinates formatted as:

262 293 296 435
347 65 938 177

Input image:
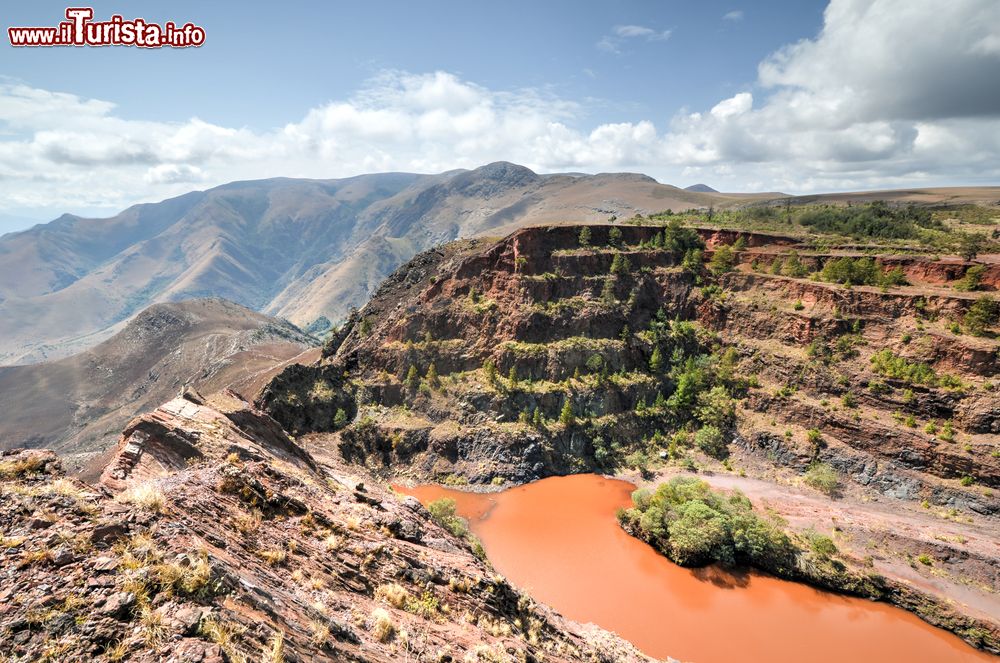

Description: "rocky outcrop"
0 398 657 662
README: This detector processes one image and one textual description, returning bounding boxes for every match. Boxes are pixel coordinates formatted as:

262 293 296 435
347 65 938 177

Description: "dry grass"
258 547 287 566
310 621 330 647
234 509 262 534
376 583 410 609
104 641 129 662
199 618 247 663
0 454 46 479
263 630 285 663
140 606 167 647
153 555 212 597
115 483 166 513
323 533 340 551
370 608 395 643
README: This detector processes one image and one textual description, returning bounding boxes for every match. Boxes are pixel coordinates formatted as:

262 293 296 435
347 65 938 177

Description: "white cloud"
613 25 672 41
598 24 672 54
2 0 1000 216
723 10 744 21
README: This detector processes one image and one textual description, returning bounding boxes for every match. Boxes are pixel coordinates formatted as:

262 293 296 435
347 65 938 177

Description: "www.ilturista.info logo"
8 7 205 48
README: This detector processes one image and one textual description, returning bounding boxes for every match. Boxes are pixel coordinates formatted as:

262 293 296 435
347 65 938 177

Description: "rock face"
0 394 655 662
261 225 999 501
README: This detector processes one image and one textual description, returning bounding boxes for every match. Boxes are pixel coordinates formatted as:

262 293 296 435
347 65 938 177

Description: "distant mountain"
0 162 743 364
0 298 317 469
684 183 719 193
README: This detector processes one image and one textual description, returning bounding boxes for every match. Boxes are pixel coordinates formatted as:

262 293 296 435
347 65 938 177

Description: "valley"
2 189 999 662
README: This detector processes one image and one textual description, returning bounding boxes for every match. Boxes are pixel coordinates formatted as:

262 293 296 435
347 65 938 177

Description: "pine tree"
559 398 575 426
532 407 543 427
483 359 498 385
578 226 592 247
649 346 664 373
333 408 348 429
426 363 440 390
405 365 420 390
601 278 616 304
507 365 518 386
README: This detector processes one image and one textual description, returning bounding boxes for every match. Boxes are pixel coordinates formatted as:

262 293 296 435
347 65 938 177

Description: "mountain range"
0 162 769 365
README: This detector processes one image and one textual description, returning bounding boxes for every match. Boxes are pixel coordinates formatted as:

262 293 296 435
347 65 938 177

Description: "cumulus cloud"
2 0 1000 216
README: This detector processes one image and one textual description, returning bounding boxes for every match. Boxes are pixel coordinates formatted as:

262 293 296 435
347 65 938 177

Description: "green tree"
964 296 998 336
532 407 543 428
405 364 420 391
483 358 498 385
578 226 592 247
649 346 664 373
559 398 576 426
608 227 623 247
681 248 703 273
709 245 736 274
597 277 615 305
610 253 630 275
958 232 984 262
695 385 736 428
507 365 519 386
425 363 441 390
333 408 349 429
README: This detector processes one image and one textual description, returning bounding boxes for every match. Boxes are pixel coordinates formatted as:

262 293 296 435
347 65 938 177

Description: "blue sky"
1 0 999 232
6 1 825 129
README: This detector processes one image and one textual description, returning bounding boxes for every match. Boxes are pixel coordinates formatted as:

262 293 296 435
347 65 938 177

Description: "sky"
1 0 999 232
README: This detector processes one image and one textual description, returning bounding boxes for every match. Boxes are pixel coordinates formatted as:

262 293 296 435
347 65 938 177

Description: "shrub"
333 408 349 429
803 462 840 496
694 426 727 459
578 226 592 247
869 350 937 385
426 498 469 538
956 265 985 292
807 531 838 559
618 477 795 570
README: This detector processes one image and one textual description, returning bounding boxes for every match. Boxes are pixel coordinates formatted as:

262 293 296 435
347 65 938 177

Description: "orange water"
400 474 997 663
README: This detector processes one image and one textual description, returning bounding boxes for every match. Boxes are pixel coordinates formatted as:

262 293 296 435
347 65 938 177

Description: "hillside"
258 220 1000 651
0 163 744 365
0 299 317 470
0 393 648 662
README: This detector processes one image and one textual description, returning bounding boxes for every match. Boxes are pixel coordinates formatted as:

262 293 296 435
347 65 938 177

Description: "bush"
869 350 937 385
578 226 592 247
618 477 795 570
804 462 840 496
956 265 985 292
426 498 469 538
694 425 727 459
